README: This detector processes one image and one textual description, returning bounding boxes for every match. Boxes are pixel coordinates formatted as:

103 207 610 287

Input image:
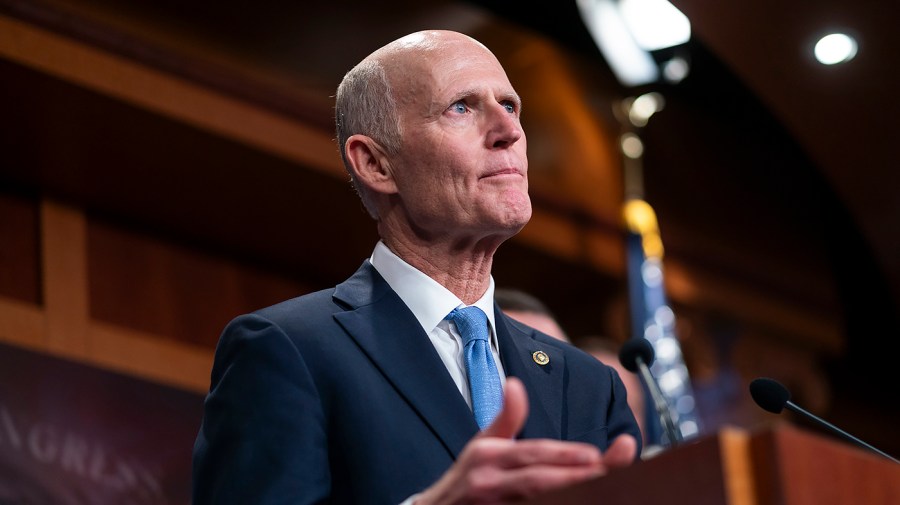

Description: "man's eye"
450 101 468 114
502 102 516 114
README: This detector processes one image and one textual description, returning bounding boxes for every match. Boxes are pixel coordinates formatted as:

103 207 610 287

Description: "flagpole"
616 94 702 447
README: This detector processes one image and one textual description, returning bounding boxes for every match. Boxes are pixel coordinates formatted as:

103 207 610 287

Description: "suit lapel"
333 263 479 459
495 309 564 440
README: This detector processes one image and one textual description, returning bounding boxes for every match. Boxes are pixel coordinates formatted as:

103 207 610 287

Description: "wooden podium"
525 424 900 505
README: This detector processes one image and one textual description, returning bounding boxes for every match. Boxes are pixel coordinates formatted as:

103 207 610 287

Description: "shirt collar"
369 241 497 336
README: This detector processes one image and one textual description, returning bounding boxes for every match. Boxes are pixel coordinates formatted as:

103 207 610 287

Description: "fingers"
466 438 601 470
414 378 638 505
477 377 632 471
416 438 604 505
454 460 604 502
479 377 632 468
603 434 639 468
480 376 528 439
440 437 632 502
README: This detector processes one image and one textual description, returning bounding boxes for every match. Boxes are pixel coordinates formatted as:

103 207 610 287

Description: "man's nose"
485 103 523 149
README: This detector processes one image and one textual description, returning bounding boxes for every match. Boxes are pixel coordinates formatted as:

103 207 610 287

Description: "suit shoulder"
253 288 338 321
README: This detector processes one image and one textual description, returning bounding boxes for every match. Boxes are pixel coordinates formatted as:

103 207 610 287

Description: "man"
192 30 640 504
495 287 571 342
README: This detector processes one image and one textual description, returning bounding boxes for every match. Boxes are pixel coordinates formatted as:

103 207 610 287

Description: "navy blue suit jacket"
192 261 640 504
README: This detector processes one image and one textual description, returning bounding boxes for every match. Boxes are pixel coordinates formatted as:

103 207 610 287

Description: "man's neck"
380 236 498 305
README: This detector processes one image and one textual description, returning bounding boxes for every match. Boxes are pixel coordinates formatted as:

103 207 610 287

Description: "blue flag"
624 198 701 447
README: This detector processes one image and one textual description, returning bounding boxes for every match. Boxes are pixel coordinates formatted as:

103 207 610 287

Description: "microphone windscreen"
618 338 655 373
749 377 791 413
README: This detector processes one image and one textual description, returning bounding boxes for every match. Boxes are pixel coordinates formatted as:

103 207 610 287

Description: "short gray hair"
334 59 402 219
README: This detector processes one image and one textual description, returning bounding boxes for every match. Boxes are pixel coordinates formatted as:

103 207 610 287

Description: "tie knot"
447 306 489 345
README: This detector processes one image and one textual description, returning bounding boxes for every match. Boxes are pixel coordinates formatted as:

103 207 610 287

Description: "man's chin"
508 202 532 231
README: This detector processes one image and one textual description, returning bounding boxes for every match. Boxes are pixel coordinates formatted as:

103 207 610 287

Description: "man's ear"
345 134 398 195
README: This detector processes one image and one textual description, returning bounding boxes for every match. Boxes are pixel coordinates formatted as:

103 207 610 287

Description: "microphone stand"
635 354 682 448
785 400 899 464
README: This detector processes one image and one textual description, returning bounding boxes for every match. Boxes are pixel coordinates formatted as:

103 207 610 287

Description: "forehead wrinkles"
385 59 437 119
379 36 513 118
381 49 445 119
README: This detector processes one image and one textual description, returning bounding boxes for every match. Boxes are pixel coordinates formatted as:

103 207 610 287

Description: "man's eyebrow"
501 92 523 109
446 88 523 108
447 88 479 104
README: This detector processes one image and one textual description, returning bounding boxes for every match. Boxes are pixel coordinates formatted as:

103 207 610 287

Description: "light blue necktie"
447 306 503 429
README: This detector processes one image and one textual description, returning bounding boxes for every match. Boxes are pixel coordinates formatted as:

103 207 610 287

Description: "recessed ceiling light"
814 33 858 65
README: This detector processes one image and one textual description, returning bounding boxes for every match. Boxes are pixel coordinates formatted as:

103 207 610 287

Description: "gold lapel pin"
532 350 550 366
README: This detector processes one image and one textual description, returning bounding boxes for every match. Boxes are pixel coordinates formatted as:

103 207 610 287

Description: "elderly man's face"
387 35 531 247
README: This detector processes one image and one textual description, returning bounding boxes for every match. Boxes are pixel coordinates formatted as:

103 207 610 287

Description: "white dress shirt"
369 240 507 410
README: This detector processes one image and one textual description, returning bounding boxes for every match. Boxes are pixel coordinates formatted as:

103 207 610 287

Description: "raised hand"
414 377 637 504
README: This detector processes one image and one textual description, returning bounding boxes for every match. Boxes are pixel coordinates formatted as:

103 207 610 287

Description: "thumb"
480 376 528 439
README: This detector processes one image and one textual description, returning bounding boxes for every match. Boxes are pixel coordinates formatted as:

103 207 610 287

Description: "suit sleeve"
606 367 643 458
192 314 330 505
564 357 643 459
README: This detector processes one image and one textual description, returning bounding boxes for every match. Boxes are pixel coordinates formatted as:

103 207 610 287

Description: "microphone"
749 377 899 464
619 338 683 447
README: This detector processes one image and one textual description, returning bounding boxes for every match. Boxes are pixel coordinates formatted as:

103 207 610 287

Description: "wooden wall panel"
87 215 314 348
0 197 315 392
0 191 40 305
